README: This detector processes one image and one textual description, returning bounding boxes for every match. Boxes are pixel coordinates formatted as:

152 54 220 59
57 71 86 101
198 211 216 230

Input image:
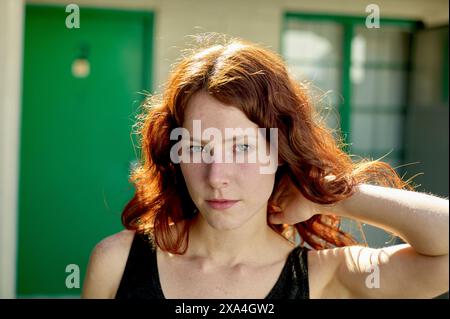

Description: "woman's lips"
205 200 239 210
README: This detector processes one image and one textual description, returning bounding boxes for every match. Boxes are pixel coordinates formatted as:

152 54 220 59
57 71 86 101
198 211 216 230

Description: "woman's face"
179 91 278 230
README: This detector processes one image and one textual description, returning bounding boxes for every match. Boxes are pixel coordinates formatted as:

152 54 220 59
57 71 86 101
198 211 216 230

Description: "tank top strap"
115 232 164 299
265 245 310 299
290 245 310 298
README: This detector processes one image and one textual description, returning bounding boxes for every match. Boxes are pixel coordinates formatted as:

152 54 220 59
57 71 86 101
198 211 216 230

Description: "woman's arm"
329 184 449 256
81 230 134 299
270 184 449 298
328 185 449 298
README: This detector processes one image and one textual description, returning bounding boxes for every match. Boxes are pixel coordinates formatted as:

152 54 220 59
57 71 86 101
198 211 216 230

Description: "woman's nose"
207 161 231 189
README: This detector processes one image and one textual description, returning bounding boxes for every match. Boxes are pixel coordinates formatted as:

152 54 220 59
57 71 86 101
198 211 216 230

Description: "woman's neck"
185 210 294 267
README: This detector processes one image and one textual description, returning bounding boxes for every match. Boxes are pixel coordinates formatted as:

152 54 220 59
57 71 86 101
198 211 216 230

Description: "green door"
18 5 153 297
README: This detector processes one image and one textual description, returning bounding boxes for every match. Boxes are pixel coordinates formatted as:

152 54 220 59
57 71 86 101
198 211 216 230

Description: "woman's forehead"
183 91 258 131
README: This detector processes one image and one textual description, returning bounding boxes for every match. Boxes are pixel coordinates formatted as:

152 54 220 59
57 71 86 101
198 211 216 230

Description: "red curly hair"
122 35 412 253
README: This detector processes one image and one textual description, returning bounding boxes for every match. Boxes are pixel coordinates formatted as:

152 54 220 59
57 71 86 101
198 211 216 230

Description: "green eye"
189 145 203 153
235 144 250 153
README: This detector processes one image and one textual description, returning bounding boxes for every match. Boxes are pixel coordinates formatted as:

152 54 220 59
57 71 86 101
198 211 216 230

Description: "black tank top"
115 232 310 299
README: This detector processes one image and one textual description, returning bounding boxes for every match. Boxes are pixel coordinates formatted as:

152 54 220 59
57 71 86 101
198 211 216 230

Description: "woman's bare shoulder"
307 246 360 299
81 229 136 299
94 229 136 253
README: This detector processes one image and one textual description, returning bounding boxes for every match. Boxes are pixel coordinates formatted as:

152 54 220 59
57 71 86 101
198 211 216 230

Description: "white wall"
0 0 24 299
1 0 448 297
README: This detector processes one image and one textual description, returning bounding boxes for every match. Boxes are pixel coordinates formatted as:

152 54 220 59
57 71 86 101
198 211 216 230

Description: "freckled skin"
180 91 278 231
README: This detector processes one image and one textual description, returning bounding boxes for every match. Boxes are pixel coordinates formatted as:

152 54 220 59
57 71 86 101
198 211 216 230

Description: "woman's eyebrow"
190 134 257 143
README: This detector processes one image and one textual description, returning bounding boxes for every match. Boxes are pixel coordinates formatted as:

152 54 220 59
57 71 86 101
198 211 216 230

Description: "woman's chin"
203 215 247 231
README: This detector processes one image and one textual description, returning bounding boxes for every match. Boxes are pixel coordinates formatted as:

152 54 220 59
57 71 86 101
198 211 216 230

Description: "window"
282 13 418 173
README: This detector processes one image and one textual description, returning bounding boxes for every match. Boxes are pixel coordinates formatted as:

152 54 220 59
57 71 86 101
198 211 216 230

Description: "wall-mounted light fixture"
72 43 90 78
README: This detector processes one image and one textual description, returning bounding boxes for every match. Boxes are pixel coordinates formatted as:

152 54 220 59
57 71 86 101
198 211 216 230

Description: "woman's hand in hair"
269 181 321 225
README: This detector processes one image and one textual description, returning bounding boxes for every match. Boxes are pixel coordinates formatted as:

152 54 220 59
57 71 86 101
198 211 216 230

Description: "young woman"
82 35 449 299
